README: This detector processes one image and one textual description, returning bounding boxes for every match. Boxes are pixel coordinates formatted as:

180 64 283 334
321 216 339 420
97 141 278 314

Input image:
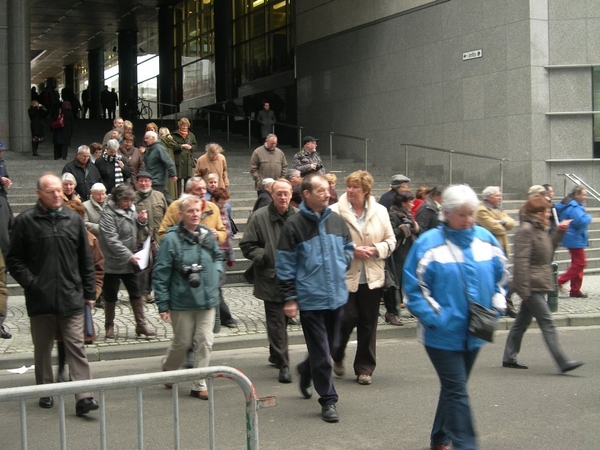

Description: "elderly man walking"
475 186 516 317
62 145 102 201
143 131 177 204
292 136 325 177
241 179 297 383
276 174 354 423
250 133 288 193
7 174 99 416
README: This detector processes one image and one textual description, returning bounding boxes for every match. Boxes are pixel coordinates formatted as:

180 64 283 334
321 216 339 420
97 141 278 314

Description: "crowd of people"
0 123 588 446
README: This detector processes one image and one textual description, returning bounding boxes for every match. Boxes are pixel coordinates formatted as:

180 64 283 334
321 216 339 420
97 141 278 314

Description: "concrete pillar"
158 5 176 116
7 0 30 153
214 0 233 103
88 48 104 119
118 29 137 118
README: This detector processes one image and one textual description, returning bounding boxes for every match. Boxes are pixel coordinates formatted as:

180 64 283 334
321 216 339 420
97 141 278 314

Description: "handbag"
443 232 498 343
51 109 65 130
468 301 497 343
384 256 399 290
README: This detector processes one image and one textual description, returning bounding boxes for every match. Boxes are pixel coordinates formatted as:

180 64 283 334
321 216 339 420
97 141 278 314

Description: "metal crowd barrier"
0 366 263 450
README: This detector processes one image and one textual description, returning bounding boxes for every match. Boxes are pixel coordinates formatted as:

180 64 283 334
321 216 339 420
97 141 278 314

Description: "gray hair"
77 145 90 155
482 186 500 199
441 185 480 213
185 176 205 191
285 169 300 180
90 182 106 193
106 139 120 151
265 133 277 141
111 184 135 203
145 131 158 141
61 172 77 187
261 177 275 188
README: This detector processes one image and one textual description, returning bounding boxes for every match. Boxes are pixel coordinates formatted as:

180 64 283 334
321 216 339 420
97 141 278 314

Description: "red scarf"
179 128 188 139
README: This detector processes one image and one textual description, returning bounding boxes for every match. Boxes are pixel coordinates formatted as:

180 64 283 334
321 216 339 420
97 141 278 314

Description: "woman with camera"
154 195 224 400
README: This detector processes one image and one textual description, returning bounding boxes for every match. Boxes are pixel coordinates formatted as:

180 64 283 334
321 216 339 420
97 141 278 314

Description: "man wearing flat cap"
378 174 410 210
292 136 325 177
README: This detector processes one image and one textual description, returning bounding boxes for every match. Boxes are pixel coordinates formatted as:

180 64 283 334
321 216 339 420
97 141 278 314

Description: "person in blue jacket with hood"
556 185 592 298
403 184 508 450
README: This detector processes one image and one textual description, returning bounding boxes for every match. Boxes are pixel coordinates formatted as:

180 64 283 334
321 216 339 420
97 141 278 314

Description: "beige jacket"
475 202 515 256
157 198 227 244
330 193 396 292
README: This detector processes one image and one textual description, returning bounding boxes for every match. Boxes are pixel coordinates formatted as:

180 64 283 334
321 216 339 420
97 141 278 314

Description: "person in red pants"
556 186 591 298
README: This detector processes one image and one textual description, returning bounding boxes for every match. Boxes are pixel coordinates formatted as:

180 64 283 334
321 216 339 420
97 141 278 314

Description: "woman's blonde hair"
205 142 223 155
178 118 191 129
344 170 373 197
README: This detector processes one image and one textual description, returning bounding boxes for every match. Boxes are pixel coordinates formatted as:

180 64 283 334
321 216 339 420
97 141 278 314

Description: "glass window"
232 0 294 87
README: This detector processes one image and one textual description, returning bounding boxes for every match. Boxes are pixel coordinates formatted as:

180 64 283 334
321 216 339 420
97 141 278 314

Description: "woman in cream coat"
330 170 395 385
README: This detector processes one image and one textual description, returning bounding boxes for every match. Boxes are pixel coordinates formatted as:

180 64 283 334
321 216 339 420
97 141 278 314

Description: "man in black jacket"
7 174 99 416
240 179 296 384
95 139 131 193
62 145 102 200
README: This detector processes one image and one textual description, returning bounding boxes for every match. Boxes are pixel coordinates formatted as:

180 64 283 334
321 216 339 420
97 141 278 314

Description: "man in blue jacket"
556 185 592 298
276 174 354 423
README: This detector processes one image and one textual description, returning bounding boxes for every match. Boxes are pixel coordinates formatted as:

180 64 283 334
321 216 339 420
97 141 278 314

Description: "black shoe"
288 317 299 326
502 361 528 369
278 366 292 383
0 326 11 339
297 365 313 399
321 404 339 423
561 361 584 373
75 397 99 416
221 318 238 328
39 397 54 409
506 307 517 318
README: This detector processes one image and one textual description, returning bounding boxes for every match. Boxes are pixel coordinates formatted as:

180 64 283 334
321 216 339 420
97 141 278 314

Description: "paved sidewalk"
1 278 600 370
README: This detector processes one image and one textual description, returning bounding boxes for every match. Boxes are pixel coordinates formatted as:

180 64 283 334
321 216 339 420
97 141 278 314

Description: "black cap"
302 135 318 145
136 171 152 179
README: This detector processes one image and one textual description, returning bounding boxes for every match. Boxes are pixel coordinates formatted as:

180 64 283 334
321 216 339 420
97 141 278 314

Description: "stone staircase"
4 118 600 292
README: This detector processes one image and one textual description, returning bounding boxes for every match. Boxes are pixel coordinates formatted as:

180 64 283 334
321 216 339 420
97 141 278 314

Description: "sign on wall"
463 50 482 61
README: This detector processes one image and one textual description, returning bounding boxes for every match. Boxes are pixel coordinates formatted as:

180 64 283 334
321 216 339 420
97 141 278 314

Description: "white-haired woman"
61 173 81 205
82 183 107 237
403 185 509 450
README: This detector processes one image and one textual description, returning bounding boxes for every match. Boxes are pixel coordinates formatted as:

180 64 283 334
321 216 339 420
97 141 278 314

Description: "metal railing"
189 107 371 172
0 366 264 450
558 173 600 202
400 143 508 192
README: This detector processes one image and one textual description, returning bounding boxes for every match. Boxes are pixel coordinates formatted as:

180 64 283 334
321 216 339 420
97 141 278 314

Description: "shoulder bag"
51 108 65 130
443 232 498 342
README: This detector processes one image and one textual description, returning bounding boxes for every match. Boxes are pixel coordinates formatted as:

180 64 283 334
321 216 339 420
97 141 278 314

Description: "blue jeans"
425 346 480 450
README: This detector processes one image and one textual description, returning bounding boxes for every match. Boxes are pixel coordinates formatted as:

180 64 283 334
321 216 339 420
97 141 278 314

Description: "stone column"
158 5 175 116
7 0 30 153
88 48 104 119
118 29 137 119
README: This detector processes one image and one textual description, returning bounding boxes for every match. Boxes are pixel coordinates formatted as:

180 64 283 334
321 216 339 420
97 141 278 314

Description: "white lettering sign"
463 50 482 61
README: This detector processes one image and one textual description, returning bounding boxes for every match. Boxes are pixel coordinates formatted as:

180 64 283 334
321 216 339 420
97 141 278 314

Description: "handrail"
557 173 600 202
0 366 262 450
400 143 509 192
192 107 371 171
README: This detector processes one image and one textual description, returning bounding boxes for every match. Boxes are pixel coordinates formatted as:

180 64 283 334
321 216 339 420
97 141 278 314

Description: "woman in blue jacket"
403 185 508 450
154 195 223 400
556 186 592 298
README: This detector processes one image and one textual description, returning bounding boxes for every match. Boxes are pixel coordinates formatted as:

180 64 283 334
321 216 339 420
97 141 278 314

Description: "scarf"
179 129 188 139
103 151 124 186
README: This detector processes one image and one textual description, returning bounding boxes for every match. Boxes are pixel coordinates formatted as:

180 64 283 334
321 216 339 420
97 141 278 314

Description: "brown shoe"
333 361 345 377
385 312 404 326
190 390 209 400
357 374 372 385
569 292 588 298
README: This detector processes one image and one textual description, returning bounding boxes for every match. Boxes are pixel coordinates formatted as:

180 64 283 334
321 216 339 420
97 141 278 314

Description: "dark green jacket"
153 223 223 312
